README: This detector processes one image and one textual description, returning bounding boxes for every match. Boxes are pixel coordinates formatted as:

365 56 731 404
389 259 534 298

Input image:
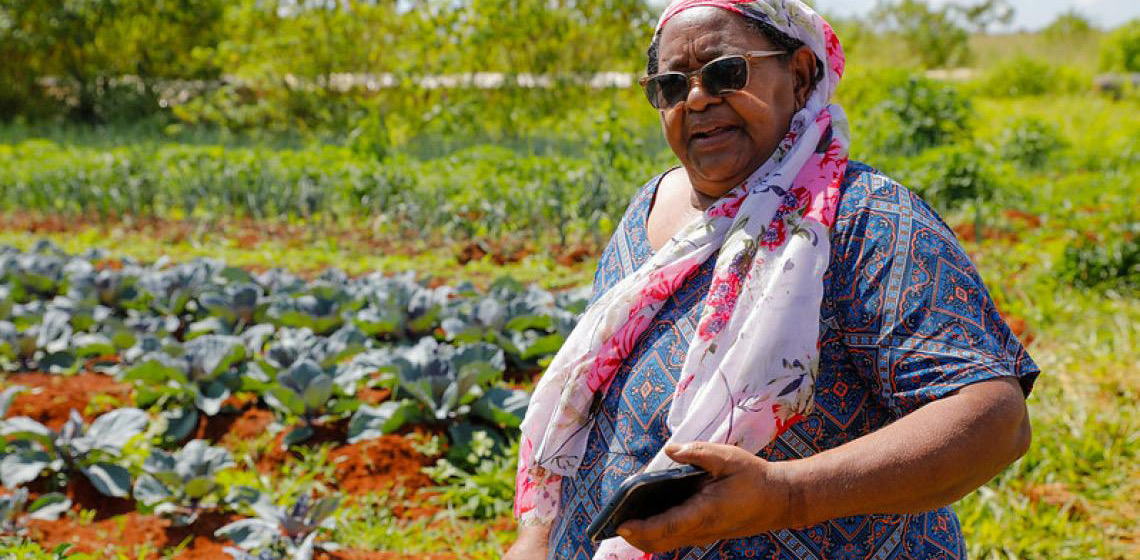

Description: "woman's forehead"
657 8 769 70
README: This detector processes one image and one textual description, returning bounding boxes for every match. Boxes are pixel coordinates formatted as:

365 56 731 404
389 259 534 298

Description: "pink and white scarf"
516 2 849 557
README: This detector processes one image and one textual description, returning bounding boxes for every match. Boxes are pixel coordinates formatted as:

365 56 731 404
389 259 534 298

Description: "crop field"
1 2 1139 560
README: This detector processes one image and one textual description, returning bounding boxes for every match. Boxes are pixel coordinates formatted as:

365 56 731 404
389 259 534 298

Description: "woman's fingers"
665 441 748 477
617 492 716 553
618 443 781 553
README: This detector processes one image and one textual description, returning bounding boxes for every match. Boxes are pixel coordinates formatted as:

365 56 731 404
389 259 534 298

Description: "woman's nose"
685 78 721 112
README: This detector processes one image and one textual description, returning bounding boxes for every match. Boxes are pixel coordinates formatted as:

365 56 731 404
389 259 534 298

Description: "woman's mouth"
690 125 739 148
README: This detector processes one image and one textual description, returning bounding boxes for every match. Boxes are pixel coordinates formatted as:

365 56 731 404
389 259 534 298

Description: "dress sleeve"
826 170 1040 418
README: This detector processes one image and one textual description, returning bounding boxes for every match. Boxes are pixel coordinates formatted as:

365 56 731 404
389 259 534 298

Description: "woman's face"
656 8 807 199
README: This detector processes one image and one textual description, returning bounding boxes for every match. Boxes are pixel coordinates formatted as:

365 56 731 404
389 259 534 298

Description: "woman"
507 1 1038 559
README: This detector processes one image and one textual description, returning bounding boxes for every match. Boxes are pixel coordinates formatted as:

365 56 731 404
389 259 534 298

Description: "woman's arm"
503 523 553 560
616 376 1031 554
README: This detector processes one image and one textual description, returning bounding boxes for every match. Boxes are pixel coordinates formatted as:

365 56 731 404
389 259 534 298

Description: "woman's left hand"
615 442 799 554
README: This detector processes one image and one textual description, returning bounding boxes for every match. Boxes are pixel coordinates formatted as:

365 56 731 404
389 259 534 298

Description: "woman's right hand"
503 523 552 560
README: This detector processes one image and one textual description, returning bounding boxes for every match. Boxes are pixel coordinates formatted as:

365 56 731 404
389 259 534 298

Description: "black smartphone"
586 464 710 543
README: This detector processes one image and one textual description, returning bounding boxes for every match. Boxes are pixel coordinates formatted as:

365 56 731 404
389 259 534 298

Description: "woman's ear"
790 45 817 109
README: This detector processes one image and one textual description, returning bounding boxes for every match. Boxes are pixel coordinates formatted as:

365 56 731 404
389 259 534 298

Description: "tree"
954 0 1014 34
872 0 971 68
0 0 223 122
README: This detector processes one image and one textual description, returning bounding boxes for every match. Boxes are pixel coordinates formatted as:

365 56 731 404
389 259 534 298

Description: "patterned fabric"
547 162 1040 560
517 6 851 558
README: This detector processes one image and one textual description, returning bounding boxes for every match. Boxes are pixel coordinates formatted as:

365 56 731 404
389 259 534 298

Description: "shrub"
994 117 1068 169
891 143 999 211
864 75 973 157
1059 221 1140 293
1099 19 1140 72
977 56 1086 97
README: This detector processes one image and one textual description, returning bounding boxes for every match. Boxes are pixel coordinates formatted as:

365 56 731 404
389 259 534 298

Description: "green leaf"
266 387 306 417
72 333 115 358
215 518 278 550
301 374 334 414
26 492 71 520
184 477 218 499
123 354 188 385
0 385 24 418
195 379 230 416
0 416 53 443
283 424 315 447
133 473 173 506
0 451 51 488
83 462 133 498
162 407 199 441
471 387 530 428
84 408 148 454
184 335 247 379
347 401 417 443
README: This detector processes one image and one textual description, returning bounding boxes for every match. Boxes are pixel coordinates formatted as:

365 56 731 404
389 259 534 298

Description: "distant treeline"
1 0 1137 138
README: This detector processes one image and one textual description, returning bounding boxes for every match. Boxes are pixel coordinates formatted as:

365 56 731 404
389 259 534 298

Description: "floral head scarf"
516 1 849 557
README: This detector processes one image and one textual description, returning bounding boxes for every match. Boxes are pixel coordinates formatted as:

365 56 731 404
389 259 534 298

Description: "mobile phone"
586 464 710 543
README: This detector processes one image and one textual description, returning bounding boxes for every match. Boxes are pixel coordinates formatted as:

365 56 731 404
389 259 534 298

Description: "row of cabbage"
0 402 361 558
0 241 588 555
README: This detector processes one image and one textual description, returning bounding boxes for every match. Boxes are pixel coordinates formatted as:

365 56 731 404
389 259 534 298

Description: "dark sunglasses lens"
703 56 748 95
646 73 688 109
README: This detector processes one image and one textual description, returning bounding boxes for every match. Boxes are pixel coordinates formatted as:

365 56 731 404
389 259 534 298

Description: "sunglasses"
639 50 787 110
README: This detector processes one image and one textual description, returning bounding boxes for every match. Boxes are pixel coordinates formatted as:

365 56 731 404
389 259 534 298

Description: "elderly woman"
506 1 1038 559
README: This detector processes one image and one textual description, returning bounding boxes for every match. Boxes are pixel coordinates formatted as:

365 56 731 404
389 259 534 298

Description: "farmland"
2 1 1139 559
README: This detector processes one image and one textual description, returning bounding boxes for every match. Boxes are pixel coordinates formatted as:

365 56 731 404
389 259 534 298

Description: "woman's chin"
689 159 756 192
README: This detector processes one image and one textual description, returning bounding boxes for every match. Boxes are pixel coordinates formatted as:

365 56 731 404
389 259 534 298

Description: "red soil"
27 511 241 559
328 435 435 497
27 506 458 560
320 552 456 560
194 396 275 446
2 372 132 430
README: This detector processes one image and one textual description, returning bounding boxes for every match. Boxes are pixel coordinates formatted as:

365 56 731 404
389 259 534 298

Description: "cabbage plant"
0 408 148 497
0 487 71 535
347 339 529 458
133 439 235 525
217 494 341 560
122 335 248 440
264 359 359 447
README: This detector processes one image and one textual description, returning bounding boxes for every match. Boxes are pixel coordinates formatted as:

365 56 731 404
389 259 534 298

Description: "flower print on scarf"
587 310 654 392
514 436 564 523
823 21 845 81
707 189 747 219
698 243 753 340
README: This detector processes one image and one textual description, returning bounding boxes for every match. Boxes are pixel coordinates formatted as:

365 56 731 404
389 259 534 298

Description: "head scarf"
516 1 849 557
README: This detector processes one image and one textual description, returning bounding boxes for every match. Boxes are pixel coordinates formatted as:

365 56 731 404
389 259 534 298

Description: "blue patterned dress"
547 162 1040 560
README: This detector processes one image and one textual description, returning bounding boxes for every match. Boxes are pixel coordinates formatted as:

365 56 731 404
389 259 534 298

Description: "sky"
810 0 1140 31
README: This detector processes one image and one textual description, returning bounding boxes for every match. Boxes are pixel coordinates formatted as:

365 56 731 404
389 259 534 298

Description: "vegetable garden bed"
1 242 578 558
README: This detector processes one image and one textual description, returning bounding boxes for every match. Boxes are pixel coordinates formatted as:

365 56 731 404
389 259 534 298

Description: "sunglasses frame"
639 50 788 110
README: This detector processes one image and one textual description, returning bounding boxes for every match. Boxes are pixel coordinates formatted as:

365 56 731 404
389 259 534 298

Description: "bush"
1059 220 1140 293
863 75 973 157
977 56 1087 97
994 116 1067 169
891 143 999 211
1099 19 1140 72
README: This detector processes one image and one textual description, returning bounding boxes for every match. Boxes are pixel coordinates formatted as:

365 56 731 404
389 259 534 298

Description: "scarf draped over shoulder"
516 2 850 558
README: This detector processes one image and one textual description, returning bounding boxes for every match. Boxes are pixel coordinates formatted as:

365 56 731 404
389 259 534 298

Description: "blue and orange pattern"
547 162 1039 560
